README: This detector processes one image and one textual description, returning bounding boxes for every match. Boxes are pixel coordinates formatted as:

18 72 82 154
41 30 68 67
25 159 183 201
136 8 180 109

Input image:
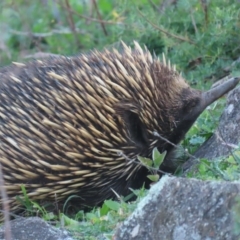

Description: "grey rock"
114 176 240 240
183 85 240 172
0 217 73 240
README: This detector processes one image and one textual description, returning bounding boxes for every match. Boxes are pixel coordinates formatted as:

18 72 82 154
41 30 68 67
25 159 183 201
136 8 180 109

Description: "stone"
0 217 73 240
114 176 240 240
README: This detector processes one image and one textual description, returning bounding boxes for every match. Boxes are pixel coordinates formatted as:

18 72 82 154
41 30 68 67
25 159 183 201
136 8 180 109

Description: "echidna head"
117 42 239 173
169 77 239 144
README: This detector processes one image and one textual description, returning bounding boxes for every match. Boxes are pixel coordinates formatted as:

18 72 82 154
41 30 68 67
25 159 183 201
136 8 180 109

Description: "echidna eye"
182 99 198 114
124 111 148 148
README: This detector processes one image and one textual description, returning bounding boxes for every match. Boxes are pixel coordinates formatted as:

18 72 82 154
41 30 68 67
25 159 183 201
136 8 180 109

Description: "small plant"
138 147 167 182
15 185 34 214
187 146 240 181
16 185 56 220
62 191 147 239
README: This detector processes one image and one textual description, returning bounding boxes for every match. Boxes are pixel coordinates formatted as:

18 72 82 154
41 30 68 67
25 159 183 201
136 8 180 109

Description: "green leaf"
16 185 33 210
43 212 55 221
20 184 27 198
75 210 84 221
104 200 120 211
152 148 166 168
60 213 79 226
137 156 153 168
233 151 240 165
147 174 159 182
100 202 110 216
189 136 205 145
198 162 207 175
227 155 236 164
86 212 98 221
98 0 112 13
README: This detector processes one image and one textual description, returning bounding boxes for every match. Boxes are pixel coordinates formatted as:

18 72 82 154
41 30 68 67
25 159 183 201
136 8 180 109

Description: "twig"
23 52 61 59
9 29 87 38
118 151 171 176
153 131 197 160
64 0 82 48
190 8 199 35
137 9 195 45
147 0 160 11
92 0 108 36
60 2 124 25
200 0 208 26
214 125 238 160
0 163 12 240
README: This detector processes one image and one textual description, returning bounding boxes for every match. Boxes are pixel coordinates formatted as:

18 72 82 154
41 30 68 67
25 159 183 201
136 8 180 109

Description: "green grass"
1 0 240 238
15 186 148 239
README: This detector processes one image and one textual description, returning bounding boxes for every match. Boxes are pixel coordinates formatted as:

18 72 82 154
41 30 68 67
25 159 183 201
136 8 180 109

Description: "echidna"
0 41 239 215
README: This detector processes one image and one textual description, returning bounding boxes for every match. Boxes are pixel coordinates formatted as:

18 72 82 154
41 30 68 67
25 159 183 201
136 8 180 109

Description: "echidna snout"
161 76 240 171
0 41 239 215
